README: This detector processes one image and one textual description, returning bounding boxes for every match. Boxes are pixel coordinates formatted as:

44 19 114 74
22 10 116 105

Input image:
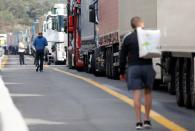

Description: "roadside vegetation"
0 0 65 33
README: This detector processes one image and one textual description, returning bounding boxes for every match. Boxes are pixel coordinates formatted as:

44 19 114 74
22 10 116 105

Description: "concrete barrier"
0 76 29 131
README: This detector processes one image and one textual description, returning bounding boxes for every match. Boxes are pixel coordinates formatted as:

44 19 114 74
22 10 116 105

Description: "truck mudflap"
76 59 84 68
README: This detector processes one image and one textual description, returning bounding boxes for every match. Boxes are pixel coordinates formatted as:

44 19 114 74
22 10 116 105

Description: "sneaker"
136 122 143 130
36 66 39 72
144 120 152 129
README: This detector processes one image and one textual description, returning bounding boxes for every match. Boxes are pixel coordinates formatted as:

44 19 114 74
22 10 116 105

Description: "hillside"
0 0 66 33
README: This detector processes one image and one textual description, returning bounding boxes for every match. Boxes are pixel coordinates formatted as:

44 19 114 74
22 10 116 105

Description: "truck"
45 4 67 64
67 0 96 70
67 0 195 110
6 32 24 55
0 34 7 47
0 34 7 54
67 0 84 69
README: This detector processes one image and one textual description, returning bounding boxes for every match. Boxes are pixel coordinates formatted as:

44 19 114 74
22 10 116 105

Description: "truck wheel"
91 53 100 76
191 58 195 109
112 66 119 80
183 59 192 108
91 53 96 75
47 60 51 65
105 48 110 77
175 59 184 107
107 48 113 78
45 52 49 62
68 51 73 69
168 58 176 95
192 94 195 109
55 61 58 65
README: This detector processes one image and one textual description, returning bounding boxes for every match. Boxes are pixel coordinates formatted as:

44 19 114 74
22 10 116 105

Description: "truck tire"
91 53 96 75
90 53 99 75
45 53 48 62
106 48 112 78
175 59 184 107
112 66 119 80
192 94 195 109
110 49 114 79
191 58 195 109
183 59 192 108
68 51 73 69
47 60 51 65
106 47 115 79
168 58 176 95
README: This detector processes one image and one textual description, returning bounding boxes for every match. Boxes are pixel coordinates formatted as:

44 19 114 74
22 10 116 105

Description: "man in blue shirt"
33 32 48 72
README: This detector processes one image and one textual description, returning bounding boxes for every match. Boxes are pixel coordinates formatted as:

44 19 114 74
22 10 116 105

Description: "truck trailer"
67 0 195 109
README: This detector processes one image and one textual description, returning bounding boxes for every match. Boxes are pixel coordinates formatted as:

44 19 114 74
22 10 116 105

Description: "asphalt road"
1 55 195 131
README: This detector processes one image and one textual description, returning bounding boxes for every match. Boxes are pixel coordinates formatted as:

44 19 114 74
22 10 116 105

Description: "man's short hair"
38 32 43 36
131 16 143 29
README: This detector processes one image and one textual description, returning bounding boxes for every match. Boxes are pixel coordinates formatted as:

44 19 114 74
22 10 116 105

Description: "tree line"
0 0 65 33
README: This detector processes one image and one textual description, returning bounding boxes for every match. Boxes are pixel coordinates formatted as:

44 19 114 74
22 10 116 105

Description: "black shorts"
127 65 156 90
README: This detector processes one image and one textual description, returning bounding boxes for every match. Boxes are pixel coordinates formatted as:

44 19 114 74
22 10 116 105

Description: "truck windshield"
58 15 65 32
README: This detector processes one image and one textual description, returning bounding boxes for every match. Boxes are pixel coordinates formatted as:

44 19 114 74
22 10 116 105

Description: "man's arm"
119 37 128 75
44 38 48 46
33 38 36 47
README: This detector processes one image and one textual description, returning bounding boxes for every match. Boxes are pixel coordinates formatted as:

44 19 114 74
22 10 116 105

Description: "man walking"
33 32 48 72
18 41 25 65
119 16 155 130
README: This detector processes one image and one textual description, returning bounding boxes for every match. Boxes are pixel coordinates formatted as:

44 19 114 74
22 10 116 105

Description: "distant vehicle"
0 34 7 47
0 34 8 55
7 31 31 55
0 46 4 57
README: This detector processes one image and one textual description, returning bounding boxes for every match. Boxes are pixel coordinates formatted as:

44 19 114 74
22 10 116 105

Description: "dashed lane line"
48 66 187 131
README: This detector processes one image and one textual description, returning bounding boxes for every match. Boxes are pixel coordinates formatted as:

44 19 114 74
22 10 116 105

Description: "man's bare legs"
133 90 142 122
144 88 152 121
133 88 152 121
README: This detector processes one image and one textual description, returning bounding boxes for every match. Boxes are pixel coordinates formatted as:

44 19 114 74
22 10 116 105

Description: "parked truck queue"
65 0 195 110
20 0 195 110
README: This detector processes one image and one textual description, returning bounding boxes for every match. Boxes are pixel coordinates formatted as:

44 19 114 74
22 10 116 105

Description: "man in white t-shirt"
18 42 25 65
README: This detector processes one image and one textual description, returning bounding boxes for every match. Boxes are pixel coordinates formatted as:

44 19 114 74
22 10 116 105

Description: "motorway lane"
0 55 194 131
56 66 195 131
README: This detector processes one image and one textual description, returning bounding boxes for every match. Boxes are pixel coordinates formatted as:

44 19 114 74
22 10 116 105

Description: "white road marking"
5 82 24 85
25 118 66 126
11 94 44 97
7 57 34 60
2 67 36 71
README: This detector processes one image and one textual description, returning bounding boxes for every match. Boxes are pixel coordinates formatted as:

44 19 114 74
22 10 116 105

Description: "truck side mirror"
64 18 68 33
89 4 96 23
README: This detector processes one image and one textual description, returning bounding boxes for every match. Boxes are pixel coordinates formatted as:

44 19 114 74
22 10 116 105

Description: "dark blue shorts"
127 65 156 90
